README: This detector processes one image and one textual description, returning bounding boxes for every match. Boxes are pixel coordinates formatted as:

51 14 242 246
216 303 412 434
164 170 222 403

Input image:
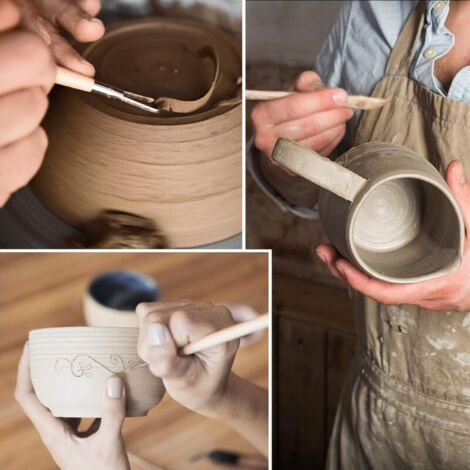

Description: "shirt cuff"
246 137 319 220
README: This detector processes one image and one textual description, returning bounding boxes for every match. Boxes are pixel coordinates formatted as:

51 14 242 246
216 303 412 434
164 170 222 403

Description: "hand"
0 0 56 207
18 0 105 76
136 300 239 418
15 343 130 470
317 160 470 311
251 71 353 207
137 301 268 456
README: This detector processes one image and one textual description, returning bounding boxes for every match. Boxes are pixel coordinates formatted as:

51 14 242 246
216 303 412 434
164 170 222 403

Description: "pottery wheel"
24 18 242 248
353 179 422 252
0 187 241 249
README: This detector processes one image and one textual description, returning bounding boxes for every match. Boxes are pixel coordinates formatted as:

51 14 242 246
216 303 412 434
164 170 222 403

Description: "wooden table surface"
0 252 269 470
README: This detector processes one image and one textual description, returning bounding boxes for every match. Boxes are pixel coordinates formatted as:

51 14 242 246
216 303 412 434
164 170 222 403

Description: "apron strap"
385 1 427 76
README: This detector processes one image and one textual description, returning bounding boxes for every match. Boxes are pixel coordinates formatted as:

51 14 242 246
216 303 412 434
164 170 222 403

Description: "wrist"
201 373 266 426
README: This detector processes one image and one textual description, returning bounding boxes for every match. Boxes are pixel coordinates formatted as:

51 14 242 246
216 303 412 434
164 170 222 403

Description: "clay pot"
273 139 464 283
32 18 241 248
84 271 159 327
29 327 165 417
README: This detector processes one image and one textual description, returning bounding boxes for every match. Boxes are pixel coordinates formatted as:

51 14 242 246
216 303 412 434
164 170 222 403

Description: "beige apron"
326 4 470 469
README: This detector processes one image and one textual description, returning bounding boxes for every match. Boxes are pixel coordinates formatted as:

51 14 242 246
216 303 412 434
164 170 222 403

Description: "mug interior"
350 176 463 281
88 271 158 311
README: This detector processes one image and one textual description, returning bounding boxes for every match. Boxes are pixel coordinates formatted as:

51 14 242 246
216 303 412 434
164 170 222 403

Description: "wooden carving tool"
245 89 388 110
56 66 160 114
55 46 220 114
134 313 269 369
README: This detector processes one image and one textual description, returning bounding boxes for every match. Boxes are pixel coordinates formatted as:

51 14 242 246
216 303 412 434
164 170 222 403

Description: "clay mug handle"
272 138 367 202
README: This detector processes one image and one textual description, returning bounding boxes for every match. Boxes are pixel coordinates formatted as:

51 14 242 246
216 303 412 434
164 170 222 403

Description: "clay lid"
81 18 241 123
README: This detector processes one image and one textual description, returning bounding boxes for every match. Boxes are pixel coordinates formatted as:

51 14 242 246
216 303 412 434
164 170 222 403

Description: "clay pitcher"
272 138 464 283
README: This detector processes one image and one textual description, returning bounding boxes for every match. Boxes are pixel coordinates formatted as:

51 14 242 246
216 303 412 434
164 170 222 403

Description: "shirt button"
424 48 436 59
434 1 444 12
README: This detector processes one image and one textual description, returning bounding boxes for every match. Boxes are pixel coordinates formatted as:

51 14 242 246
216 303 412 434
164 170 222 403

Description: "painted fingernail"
107 377 122 398
332 90 347 105
148 323 166 347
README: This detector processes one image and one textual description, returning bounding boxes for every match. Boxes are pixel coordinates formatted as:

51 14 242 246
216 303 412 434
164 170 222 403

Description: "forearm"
212 374 268 457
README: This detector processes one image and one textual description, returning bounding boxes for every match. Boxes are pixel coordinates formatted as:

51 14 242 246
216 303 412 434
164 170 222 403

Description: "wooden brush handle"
181 313 269 356
246 89 388 110
56 66 95 93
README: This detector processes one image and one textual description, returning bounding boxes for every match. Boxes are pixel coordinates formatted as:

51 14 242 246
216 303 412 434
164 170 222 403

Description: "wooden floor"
0 252 269 470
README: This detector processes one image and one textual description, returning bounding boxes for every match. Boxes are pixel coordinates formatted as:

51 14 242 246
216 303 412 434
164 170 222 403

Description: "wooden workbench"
0 252 269 470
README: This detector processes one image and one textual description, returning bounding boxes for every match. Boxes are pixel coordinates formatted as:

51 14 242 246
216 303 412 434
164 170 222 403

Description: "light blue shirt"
249 0 469 218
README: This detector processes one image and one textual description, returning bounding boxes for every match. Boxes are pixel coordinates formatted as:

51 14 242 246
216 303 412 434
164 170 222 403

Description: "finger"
47 30 95 76
296 124 346 154
0 30 56 94
169 308 239 362
0 87 48 147
445 160 470 234
76 0 102 17
0 127 48 194
293 70 324 92
271 107 353 143
334 259 430 304
15 343 65 441
251 87 348 127
0 0 20 32
136 300 192 322
315 244 344 280
144 323 192 381
98 377 125 439
16 0 51 44
55 3 104 42
316 126 346 157
0 192 10 207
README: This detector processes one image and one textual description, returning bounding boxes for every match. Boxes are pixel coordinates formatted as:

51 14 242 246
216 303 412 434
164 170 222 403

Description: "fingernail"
316 251 326 264
148 323 167 347
332 90 347 105
90 18 103 25
107 377 122 398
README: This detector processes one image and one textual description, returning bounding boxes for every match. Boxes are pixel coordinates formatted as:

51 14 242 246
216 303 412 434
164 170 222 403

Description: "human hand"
136 300 239 418
18 0 104 76
251 71 353 206
15 343 130 470
0 0 56 207
316 160 470 311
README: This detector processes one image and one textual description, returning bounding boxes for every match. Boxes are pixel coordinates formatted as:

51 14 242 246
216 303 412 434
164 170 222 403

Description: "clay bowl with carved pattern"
28 327 165 417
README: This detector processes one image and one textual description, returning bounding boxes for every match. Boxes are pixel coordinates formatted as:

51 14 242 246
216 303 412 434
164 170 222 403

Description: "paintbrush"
133 313 269 369
245 89 388 110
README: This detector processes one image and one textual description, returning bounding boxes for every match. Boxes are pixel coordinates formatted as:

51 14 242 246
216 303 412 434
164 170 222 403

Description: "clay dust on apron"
327 4 470 469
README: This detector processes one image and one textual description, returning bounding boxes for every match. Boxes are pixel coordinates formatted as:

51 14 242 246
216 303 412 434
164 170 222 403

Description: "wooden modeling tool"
56 66 160 114
55 46 220 114
134 313 269 369
245 89 388 110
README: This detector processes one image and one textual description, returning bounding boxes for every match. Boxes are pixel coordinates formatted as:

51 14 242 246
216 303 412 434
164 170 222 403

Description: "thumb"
98 376 126 439
0 0 20 33
446 160 470 230
145 323 191 382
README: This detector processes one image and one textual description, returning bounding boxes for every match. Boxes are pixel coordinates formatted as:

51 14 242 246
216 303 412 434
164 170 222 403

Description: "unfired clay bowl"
29 327 165 418
84 271 159 327
32 18 242 248
273 139 464 283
